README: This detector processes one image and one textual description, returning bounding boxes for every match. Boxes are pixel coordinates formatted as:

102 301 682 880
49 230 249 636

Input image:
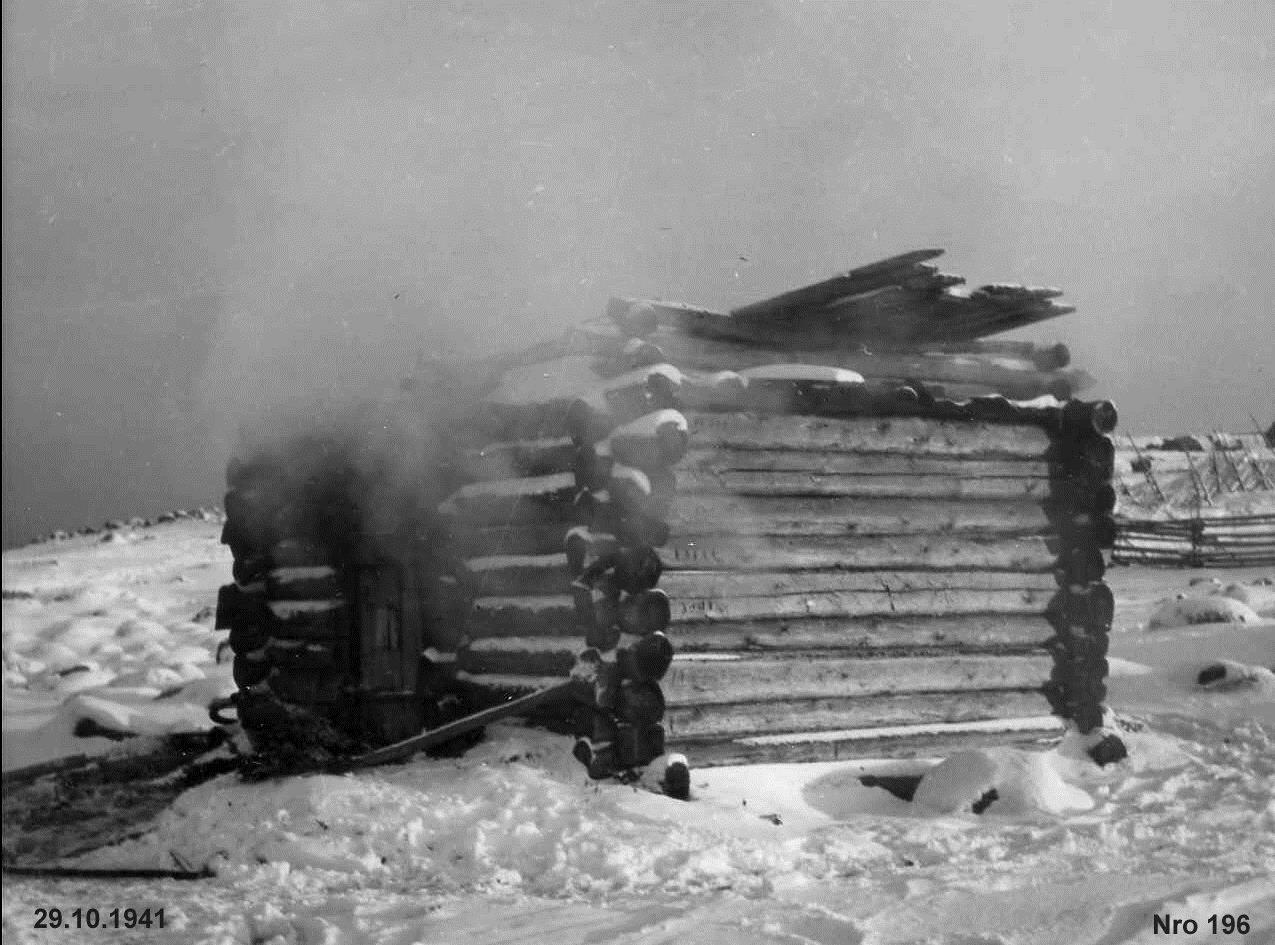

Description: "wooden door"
359 562 409 692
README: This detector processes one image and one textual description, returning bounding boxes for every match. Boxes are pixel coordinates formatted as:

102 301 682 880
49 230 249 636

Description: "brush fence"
440 354 1116 767
1114 513 1275 567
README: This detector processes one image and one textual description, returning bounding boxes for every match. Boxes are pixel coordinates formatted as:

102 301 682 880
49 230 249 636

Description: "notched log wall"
439 316 1116 765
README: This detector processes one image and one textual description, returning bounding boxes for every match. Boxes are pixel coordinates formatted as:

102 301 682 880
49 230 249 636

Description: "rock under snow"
912 747 1095 816
1197 660 1275 692
1147 595 1262 628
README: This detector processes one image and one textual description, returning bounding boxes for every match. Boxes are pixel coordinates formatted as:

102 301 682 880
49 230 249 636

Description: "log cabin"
215 250 1118 776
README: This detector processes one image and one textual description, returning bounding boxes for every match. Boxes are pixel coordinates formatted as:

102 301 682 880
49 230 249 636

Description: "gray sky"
4 0 1273 545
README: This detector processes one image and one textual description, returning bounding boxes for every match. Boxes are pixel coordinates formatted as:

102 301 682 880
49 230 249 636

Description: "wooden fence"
1114 512 1275 567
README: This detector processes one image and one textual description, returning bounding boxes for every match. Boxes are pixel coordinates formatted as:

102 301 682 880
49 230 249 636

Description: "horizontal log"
635 329 1082 398
916 340 1071 371
266 567 342 601
1117 522 1275 538
463 593 1070 643
657 379 1077 429
674 467 1055 501
668 613 1058 652
681 447 1056 479
458 632 673 681
640 325 1050 373
467 595 576 638
458 637 582 676
739 364 865 385
1115 547 1275 561
1165 512 1275 527
638 329 865 370
669 587 1058 624
452 672 567 701
1198 535 1275 548
1122 548 1275 563
663 652 1054 704
687 412 1055 457
1116 527 1275 540
668 716 1066 766
662 533 1063 572
464 553 574 597
460 612 1060 654
649 334 1081 400
665 689 1055 739
455 646 1056 704
668 495 1057 537
687 375 887 416
1115 532 1275 550
660 569 1059 599
879 370 1087 401
1113 449 1275 474
440 473 578 526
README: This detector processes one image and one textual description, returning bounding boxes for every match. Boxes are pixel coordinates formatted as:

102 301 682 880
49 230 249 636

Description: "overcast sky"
3 0 1273 545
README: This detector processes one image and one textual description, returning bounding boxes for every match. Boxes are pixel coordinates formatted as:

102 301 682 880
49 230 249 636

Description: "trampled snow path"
3 522 1273 944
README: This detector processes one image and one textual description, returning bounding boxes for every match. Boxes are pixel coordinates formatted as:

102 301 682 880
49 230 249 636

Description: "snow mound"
1211 580 1275 615
912 747 1095 816
1197 660 1275 693
1147 595 1261 628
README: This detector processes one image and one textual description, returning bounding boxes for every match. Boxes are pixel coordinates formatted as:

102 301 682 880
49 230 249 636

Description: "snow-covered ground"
3 520 1273 944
